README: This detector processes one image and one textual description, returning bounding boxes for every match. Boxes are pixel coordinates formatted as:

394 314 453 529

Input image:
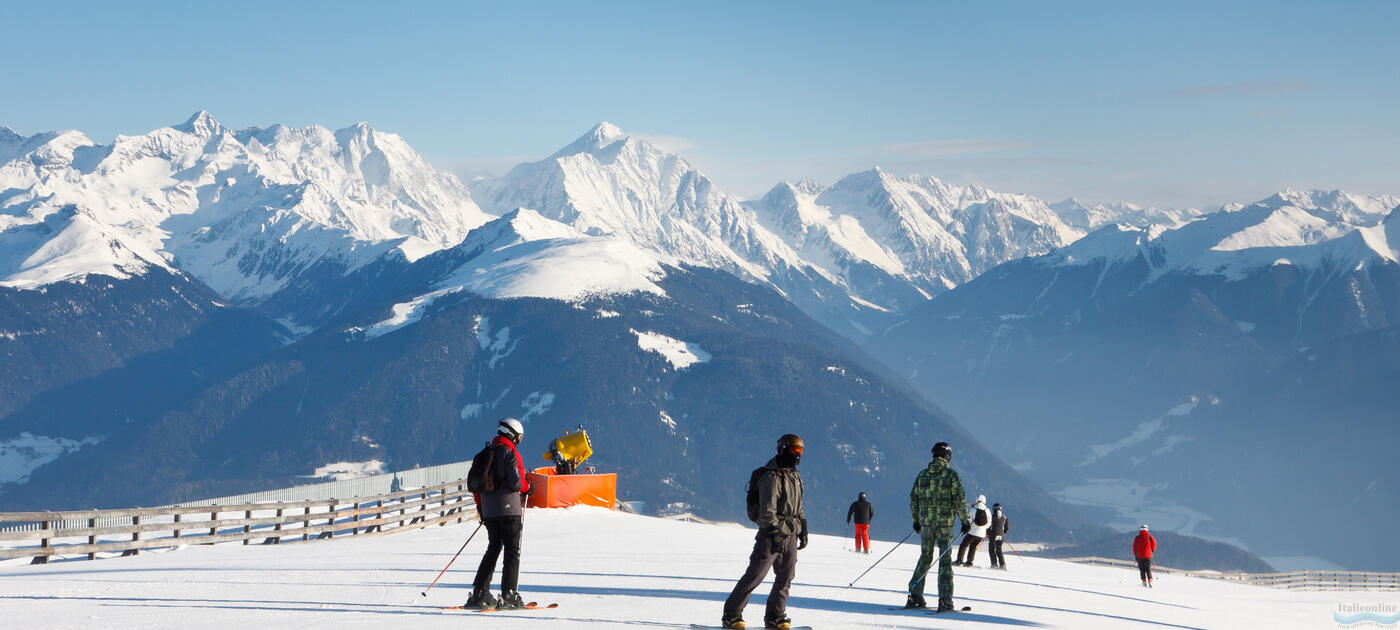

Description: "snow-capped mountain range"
2 116 1096 339
0 112 490 313
865 188 1400 570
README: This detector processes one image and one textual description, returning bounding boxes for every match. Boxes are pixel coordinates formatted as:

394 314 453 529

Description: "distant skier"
1133 524 1157 587
954 495 990 566
464 418 531 610
987 502 1009 569
721 434 807 630
907 441 970 612
846 492 874 553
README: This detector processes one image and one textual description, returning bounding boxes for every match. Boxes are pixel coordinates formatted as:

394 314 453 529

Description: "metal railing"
1059 556 1400 592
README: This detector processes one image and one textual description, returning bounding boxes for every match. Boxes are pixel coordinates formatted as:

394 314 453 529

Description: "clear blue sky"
3 1 1396 208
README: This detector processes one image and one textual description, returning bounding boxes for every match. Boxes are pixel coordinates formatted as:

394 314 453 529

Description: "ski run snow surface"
1 507 1381 629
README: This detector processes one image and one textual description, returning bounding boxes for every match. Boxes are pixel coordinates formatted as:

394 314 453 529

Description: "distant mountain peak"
793 177 824 194
554 121 630 158
174 110 224 137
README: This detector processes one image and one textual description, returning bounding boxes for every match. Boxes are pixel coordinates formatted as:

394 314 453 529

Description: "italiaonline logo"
1335 602 1400 628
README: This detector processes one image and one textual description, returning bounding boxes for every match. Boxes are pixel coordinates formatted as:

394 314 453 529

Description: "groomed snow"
1 507 1382 629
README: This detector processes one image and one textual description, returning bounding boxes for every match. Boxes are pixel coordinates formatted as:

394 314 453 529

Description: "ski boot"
720 616 746 629
498 590 525 610
936 597 955 613
904 593 927 609
765 615 792 630
463 587 497 609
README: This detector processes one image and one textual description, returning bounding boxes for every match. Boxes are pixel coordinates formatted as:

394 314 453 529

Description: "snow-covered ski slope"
1 507 1382 629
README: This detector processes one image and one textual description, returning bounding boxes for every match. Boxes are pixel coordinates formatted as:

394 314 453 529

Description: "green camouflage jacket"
909 457 969 531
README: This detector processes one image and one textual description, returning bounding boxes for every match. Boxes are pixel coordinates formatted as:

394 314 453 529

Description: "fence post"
399 495 407 528
173 512 181 539
328 499 336 538
34 519 50 565
88 517 97 560
129 515 141 556
303 506 311 542
210 508 218 540
243 510 252 545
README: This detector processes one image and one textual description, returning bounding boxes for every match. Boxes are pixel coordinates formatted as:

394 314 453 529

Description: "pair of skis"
888 605 974 613
688 626 814 630
441 601 559 612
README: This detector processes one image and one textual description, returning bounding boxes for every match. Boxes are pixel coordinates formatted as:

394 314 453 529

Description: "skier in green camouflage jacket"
907 441 969 612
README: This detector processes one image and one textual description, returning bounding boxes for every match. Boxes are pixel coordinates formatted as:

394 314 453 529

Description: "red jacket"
1133 531 1156 559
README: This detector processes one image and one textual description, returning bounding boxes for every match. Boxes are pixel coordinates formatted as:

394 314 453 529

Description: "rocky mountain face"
865 192 1400 570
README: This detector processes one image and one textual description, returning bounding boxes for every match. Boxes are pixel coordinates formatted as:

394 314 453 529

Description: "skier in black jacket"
846 492 874 553
987 503 1009 569
465 418 531 610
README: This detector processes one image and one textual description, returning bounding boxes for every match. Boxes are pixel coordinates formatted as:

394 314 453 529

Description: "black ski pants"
1137 557 1153 582
473 516 523 593
988 537 1006 566
723 530 798 625
956 534 983 564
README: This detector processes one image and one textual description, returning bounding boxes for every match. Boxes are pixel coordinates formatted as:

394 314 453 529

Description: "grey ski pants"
723 530 798 624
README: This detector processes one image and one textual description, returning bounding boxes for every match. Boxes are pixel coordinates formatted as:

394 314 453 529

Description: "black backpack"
974 507 989 526
745 467 768 523
467 443 499 493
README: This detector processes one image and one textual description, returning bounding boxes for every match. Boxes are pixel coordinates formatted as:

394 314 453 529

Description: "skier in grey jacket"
722 434 807 630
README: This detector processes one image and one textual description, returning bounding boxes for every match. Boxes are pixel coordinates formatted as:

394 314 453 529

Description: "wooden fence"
0 479 474 564
1059 556 1400 592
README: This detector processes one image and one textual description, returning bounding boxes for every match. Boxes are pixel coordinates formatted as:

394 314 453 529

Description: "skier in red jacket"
1133 525 1157 587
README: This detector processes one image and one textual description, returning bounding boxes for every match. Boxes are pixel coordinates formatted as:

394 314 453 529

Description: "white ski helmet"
498 417 524 442
1140 524 1149 531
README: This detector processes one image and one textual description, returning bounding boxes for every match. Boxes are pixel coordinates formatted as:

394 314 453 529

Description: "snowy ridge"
475 124 1093 338
474 122 804 283
1050 197 1204 231
0 112 491 300
747 168 1084 300
1043 193 1400 281
433 208 675 301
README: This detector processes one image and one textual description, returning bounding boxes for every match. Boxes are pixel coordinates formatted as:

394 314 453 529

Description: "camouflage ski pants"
909 529 953 601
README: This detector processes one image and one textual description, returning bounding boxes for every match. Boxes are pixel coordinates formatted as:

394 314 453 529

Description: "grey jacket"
756 457 805 537
475 437 528 518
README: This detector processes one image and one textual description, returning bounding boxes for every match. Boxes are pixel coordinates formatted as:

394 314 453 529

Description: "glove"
960 520 971 534
769 533 785 554
798 519 809 550
912 521 921 533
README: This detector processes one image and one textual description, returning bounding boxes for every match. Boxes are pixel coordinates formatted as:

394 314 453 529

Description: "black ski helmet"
858 492 867 501
932 441 952 461
777 433 804 455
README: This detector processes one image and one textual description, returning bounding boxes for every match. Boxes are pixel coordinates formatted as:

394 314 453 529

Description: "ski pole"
1005 538 1025 563
420 521 484 597
847 530 916 587
844 522 851 551
910 531 966 588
